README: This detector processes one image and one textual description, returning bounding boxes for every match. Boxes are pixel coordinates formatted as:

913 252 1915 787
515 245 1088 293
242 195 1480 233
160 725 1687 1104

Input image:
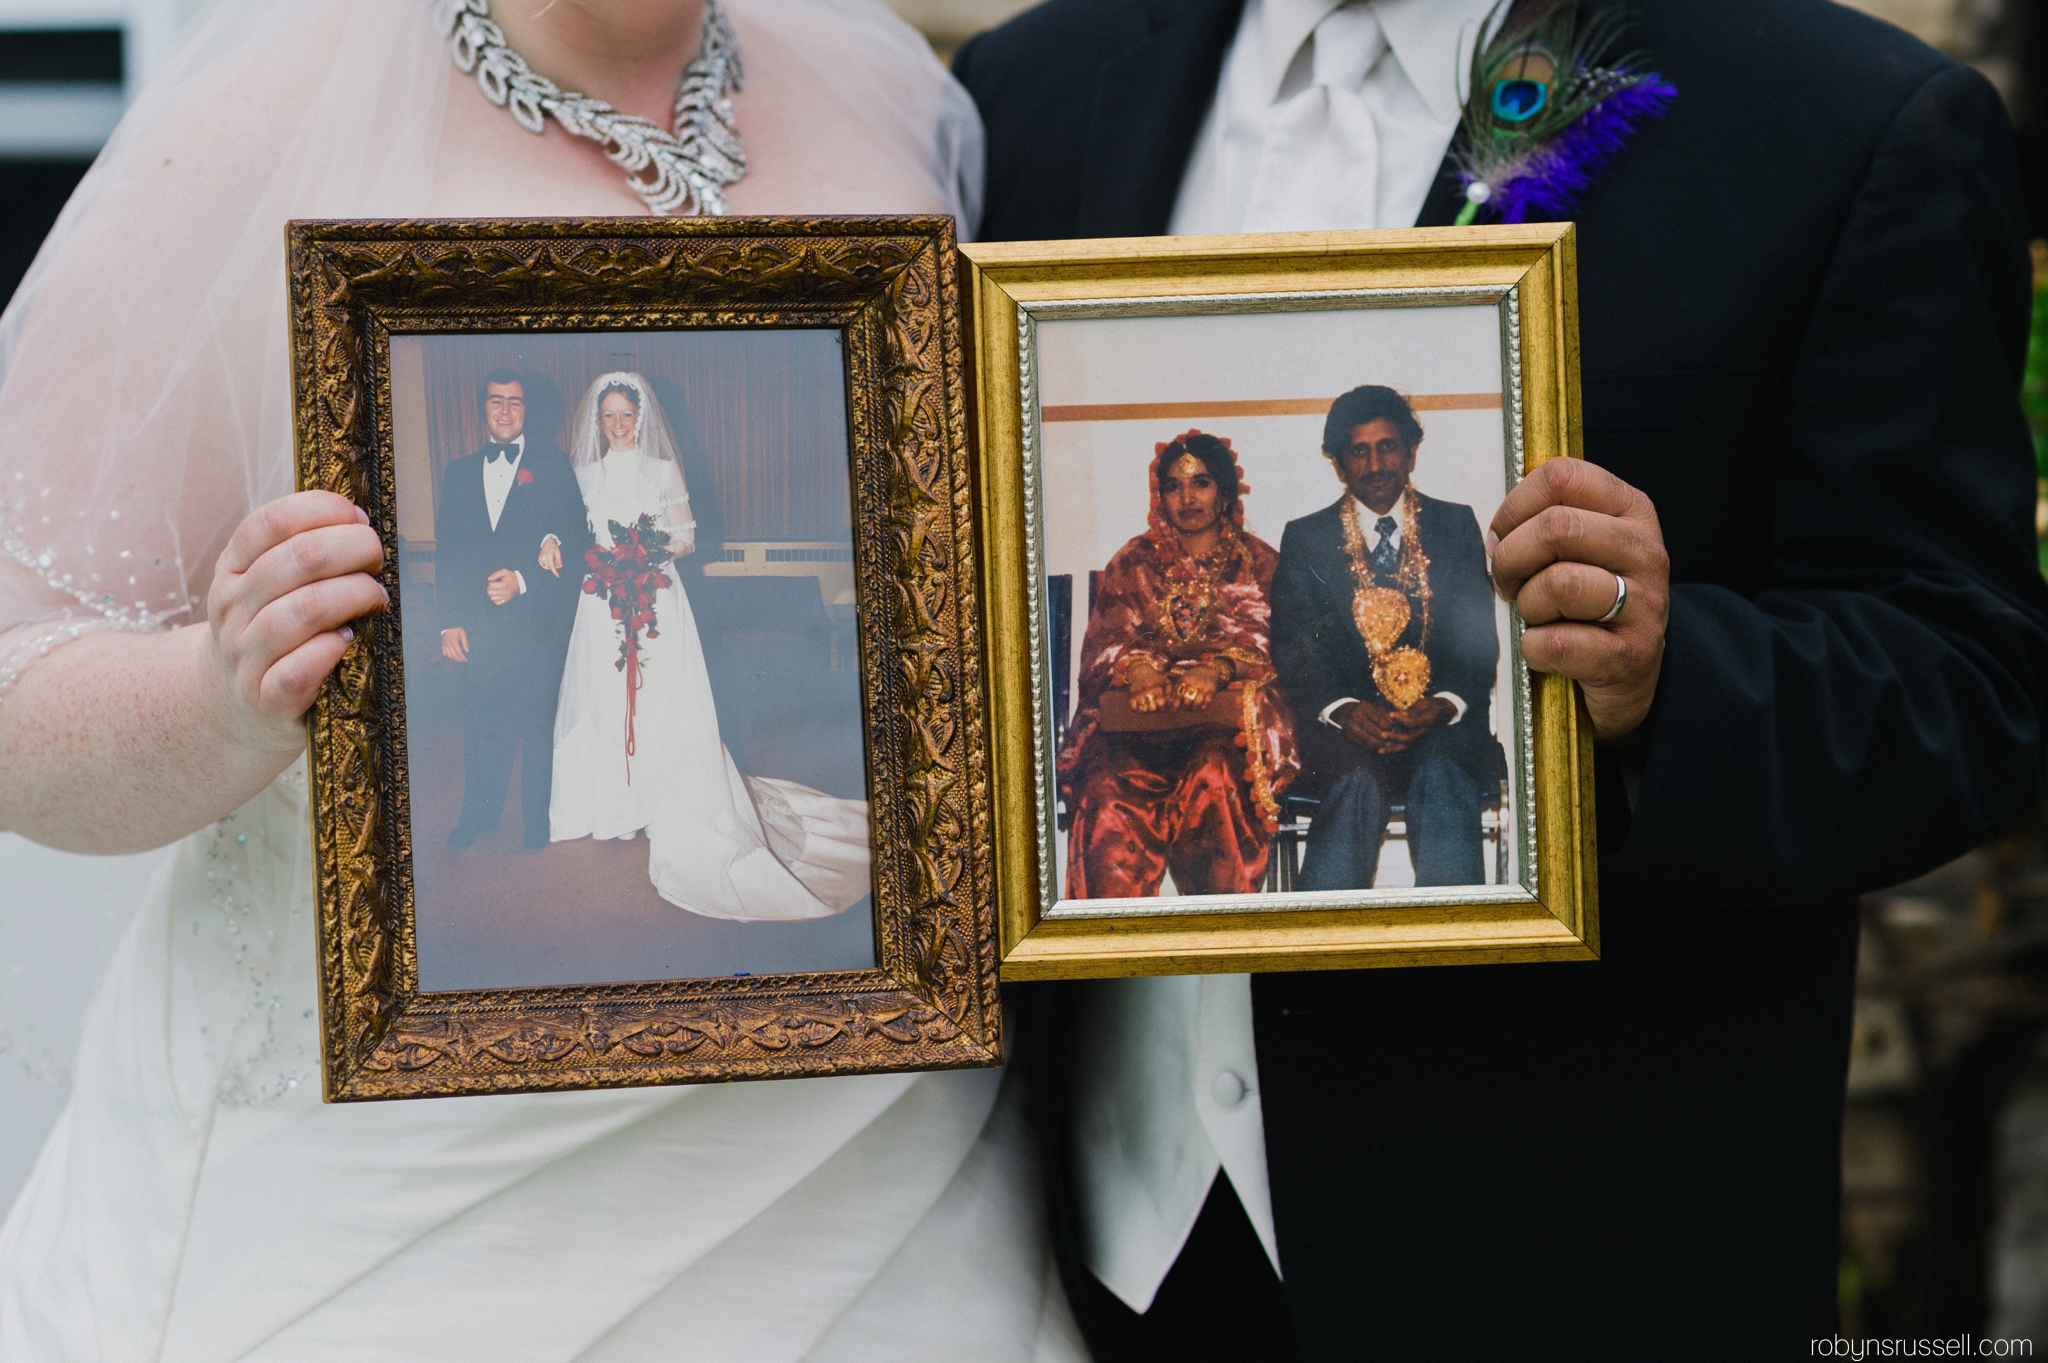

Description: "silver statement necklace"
438 0 745 216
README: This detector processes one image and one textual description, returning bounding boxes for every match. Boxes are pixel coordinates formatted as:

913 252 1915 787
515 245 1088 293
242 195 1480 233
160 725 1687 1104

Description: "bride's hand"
200 491 388 754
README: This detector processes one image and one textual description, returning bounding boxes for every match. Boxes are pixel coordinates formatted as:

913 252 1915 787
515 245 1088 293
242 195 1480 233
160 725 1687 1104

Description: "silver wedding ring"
1594 572 1627 624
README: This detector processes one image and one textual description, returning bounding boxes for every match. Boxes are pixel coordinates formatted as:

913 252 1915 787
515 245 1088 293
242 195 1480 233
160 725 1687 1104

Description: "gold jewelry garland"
1340 493 1434 710
1238 675 1283 828
1156 530 1241 645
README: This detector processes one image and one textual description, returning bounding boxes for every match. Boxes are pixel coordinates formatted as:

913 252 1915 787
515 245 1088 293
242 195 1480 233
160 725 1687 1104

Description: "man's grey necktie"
1369 516 1400 577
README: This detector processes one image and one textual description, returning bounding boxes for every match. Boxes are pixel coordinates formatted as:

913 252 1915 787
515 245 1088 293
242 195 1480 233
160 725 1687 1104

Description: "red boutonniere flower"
516 468 534 484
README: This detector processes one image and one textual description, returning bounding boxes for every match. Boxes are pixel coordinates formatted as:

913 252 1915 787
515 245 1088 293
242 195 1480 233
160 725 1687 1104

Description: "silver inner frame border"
1016 286 1541 920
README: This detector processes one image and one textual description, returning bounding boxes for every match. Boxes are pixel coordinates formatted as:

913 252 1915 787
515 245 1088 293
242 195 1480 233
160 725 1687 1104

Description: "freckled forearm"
0 627 301 853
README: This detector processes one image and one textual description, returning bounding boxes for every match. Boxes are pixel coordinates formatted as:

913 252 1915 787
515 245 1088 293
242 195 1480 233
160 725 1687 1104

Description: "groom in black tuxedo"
956 1 2048 1357
436 370 592 851
1271 386 1498 890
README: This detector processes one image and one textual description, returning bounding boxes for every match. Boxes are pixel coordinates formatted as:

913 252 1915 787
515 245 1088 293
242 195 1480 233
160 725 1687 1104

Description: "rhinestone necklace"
438 0 745 216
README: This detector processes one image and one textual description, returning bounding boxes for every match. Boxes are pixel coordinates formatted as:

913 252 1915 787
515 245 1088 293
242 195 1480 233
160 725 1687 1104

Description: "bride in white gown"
0 0 1081 1357
550 372 870 918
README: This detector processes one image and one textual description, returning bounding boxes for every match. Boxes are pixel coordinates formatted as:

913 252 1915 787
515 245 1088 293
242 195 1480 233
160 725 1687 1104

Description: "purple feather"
1481 77 1677 224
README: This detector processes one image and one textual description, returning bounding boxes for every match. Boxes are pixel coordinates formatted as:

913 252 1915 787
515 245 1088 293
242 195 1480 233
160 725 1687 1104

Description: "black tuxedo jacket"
1270 492 1497 784
433 439 590 670
957 1 2048 1356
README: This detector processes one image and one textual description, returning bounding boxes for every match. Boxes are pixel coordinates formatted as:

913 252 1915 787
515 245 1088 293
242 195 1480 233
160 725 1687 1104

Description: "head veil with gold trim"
1145 429 1250 547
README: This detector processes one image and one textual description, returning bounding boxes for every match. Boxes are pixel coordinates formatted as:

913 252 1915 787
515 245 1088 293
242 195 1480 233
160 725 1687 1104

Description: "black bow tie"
486 442 519 464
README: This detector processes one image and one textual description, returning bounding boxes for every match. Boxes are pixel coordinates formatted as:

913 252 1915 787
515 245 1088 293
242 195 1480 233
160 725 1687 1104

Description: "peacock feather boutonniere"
1453 0 1677 226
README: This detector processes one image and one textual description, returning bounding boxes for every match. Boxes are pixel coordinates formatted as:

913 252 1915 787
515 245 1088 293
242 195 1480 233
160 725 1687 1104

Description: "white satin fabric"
0 0 1076 1357
0 772 1075 1358
1242 5 1387 232
1072 973 1279 1314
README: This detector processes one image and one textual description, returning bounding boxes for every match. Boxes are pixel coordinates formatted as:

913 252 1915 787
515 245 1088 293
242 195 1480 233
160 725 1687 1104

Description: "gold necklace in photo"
1158 534 1238 645
1340 492 1434 710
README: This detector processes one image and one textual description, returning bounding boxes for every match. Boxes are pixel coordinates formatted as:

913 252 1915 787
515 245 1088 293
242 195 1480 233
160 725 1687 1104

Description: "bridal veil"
0 2 1077 1358
0 0 979 691
0 0 979 1082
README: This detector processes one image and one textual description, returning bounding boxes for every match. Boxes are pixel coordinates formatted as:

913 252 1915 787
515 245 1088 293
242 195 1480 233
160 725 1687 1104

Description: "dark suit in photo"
955 1 2048 1356
1269 492 1498 890
435 436 593 845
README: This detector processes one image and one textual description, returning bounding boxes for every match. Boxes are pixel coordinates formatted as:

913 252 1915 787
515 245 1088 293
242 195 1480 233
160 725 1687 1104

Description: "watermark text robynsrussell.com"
1813 1340 2034 1359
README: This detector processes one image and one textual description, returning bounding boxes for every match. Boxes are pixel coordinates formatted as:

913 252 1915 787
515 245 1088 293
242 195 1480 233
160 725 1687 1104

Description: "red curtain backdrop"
416 329 851 543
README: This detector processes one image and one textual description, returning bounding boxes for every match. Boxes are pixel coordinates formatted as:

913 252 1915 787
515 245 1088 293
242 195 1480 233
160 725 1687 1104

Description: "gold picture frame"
962 225 1599 980
287 216 1000 1100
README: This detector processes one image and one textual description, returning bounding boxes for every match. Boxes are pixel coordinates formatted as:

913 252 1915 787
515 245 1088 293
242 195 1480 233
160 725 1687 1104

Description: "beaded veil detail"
0 489 193 699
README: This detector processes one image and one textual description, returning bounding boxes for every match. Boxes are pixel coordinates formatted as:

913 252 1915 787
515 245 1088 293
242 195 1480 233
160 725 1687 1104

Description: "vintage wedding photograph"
1034 302 1524 913
289 217 997 1099
391 330 876 992
966 229 1596 979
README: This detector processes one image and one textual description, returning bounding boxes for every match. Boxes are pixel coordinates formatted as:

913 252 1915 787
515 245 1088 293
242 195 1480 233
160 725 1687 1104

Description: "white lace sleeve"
655 460 696 559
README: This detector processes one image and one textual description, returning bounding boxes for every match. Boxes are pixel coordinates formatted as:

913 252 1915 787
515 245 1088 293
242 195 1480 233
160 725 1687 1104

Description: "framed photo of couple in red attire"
286 216 1001 1100
964 225 1600 980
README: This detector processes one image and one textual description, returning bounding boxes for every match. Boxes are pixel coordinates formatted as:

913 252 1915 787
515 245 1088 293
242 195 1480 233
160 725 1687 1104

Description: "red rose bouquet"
583 513 676 779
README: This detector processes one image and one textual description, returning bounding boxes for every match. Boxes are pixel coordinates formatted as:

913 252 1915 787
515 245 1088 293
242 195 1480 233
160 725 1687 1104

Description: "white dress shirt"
444 434 536 642
1078 0 1498 1315
481 431 527 532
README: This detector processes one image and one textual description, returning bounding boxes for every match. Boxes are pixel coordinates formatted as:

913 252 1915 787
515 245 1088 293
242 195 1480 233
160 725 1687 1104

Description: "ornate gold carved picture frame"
963 225 1599 980
287 217 998 1100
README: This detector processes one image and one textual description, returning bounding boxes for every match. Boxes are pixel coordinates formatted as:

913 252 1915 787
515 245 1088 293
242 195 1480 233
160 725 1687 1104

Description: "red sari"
1057 513 1299 901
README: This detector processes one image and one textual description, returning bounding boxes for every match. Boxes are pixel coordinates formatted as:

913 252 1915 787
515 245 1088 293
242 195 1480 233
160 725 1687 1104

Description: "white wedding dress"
552 443 699 844
549 419 869 920
0 0 1082 1358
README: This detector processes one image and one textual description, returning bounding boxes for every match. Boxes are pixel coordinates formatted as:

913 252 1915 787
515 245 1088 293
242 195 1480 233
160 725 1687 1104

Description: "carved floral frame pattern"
286 217 998 1101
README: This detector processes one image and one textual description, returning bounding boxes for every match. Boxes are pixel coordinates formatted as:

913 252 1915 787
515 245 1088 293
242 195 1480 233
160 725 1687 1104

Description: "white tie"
1242 5 1387 233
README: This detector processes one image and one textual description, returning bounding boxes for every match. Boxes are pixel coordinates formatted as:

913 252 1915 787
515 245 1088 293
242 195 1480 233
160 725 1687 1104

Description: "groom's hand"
1488 457 1669 746
441 628 470 664
486 568 520 605
1390 696 1457 736
1337 700 1402 753
538 535 563 577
